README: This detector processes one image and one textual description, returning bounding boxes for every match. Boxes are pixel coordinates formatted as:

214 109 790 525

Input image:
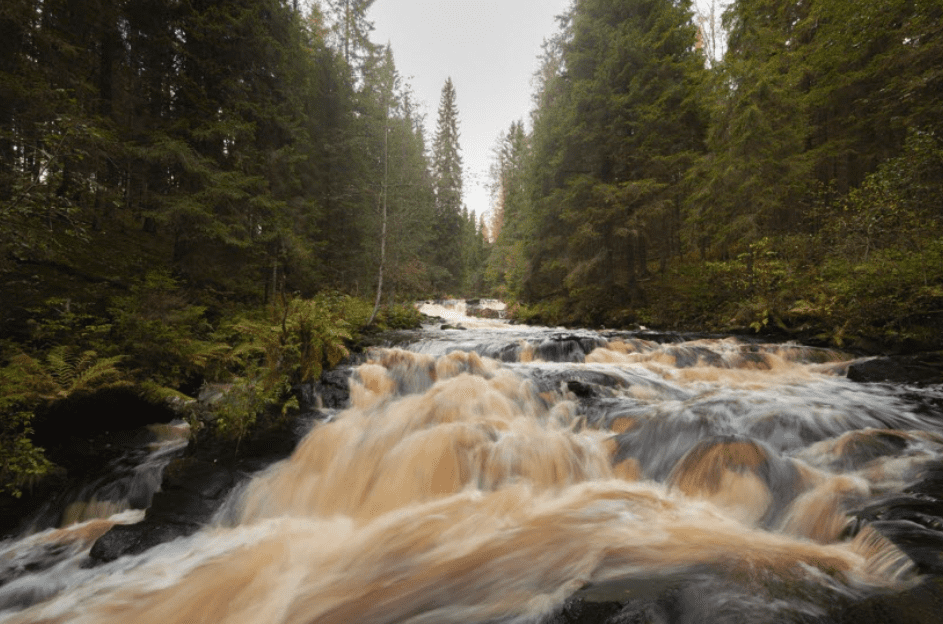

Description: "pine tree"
687 0 809 259
323 0 377 75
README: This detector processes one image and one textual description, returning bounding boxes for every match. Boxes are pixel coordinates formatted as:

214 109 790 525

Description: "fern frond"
45 346 74 387
69 353 126 394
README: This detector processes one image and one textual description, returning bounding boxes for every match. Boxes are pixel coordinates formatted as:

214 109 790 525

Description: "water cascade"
2 302 943 623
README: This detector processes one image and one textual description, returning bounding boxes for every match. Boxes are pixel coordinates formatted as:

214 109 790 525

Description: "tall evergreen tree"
485 120 530 299
323 0 377 75
686 0 809 259
523 0 707 314
383 89 436 299
354 45 437 304
430 77 465 293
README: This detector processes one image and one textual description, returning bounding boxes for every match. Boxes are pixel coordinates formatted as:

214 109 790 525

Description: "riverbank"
0 281 423 529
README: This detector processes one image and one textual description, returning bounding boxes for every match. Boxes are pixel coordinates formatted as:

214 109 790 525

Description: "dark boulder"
88 458 235 564
88 521 199 564
298 367 353 412
531 368 627 399
88 410 314 565
541 598 627 624
533 334 608 363
847 354 943 385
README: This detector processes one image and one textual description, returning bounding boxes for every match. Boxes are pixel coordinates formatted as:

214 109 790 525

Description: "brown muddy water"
2 300 943 623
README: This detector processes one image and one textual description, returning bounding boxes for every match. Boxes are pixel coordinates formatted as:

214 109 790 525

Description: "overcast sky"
368 0 572 220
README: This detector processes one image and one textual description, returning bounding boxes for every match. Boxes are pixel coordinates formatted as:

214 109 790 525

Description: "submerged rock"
831 576 943 624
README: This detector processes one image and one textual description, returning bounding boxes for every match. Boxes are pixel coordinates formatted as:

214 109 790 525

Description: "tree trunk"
368 104 389 326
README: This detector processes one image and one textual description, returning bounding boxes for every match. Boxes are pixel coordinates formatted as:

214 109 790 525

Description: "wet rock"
33 387 178 445
850 459 943 576
870 520 943 574
88 521 199 564
465 299 506 319
847 354 943 385
854 494 943 530
532 368 627 399
1 423 179 538
541 598 628 624
87 458 235 564
299 367 352 411
533 334 608 363
88 410 314 566
489 342 523 362
831 576 943 624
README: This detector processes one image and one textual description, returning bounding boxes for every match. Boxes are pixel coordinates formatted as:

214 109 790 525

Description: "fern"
43 346 127 397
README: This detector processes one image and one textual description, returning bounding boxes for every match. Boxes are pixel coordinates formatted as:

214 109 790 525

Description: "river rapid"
3 300 943 623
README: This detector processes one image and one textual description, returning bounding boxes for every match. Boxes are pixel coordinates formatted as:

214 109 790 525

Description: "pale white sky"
367 0 724 220
368 0 572 220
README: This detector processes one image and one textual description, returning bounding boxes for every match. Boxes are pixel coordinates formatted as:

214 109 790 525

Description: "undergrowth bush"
1 281 409 487
0 348 127 496
212 293 357 447
375 303 423 329
109 270 225 389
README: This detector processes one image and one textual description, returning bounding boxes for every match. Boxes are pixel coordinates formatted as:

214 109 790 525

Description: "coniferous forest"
2 0 943 494
488 0 943 344
0 0 486 496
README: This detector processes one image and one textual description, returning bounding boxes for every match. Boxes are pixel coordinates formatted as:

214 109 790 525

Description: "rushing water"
2 302 943 623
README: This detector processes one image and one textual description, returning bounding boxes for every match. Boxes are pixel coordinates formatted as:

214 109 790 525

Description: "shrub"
0 348 127 496
213 294 355 446
376 303 423 330
108 270 226 389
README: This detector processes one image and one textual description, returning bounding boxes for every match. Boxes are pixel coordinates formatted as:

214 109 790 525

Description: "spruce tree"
523 0 707 312
430 78 465 294
485 120 530 300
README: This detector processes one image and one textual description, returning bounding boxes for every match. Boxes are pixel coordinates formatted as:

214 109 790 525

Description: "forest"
488 0 943 346
0 0 491 494
2 0 942 494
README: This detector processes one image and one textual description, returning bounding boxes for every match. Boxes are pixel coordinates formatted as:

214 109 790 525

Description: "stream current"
3 300 943 623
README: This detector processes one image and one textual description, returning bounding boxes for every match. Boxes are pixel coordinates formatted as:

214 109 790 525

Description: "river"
2 300 943 623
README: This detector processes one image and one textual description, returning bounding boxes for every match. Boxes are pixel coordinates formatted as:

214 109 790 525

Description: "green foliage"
374 303 423 330
0 347 126 496
211 378 275 450
24 298 112 353
42 347 127 398
108 271 225 388
491 0 943 346
509 299 569 327
214 293 356 444
519 0 707 310
0 410 52 498
279 296 353 383
429 78 466 293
